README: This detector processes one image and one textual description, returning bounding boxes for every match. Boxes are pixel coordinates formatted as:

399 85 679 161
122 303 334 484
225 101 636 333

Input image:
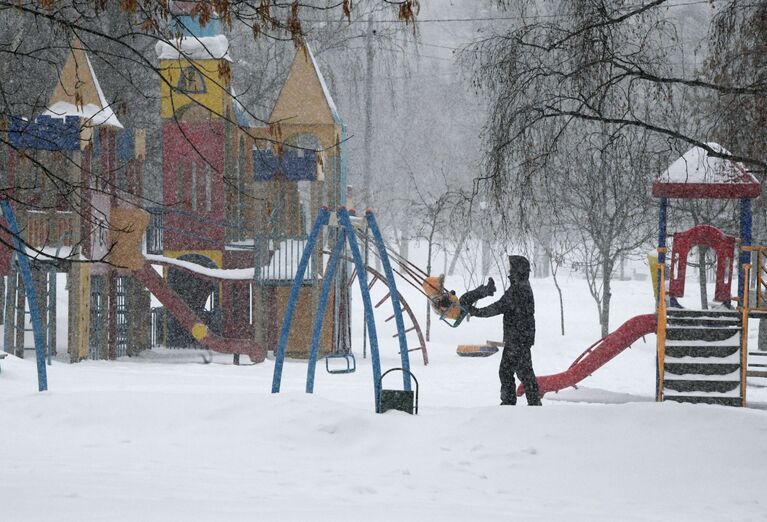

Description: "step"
665 345 739 360
666 317 741 328
665 327 740 342
664 395 743 406
663 379 740 394
664 363 740 376
666 309 740 318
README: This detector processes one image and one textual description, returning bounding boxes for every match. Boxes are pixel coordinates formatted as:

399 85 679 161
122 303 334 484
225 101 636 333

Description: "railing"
144 206 254 255
656 247 667 402
742 245 767 310
145 208 164 254
150 307 165 348
254 234 316 285
740 263 751 407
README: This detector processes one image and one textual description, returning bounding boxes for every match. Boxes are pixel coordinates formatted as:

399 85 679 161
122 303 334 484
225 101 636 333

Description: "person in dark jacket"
467 255 541 406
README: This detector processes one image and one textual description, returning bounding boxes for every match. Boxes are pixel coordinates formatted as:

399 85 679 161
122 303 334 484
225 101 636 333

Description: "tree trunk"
551 257 565 336
362 16 375 209
425 239 433 342
758 318 767 352
698 246 708 309
600 257 612 338
481 237 491 277
398 222 409 271
447 227 470 275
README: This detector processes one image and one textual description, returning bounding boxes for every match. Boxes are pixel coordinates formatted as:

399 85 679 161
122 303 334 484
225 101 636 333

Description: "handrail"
740 263 751 407
656 259 667 402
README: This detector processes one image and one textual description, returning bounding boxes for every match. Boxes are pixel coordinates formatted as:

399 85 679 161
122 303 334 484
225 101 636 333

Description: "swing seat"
422 275 466 324
378 368 419 414
325 352 356 374
456 344 499 357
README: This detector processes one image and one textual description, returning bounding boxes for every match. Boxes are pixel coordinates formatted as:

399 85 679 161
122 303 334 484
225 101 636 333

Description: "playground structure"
1 4 430 376
518 143 763 407
271 207 417 411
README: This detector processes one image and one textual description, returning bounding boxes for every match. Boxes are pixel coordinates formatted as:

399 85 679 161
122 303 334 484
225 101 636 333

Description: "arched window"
177 66 207 94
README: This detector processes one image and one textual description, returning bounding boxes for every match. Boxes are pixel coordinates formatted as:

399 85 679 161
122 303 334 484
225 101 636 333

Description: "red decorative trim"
652 181 761 199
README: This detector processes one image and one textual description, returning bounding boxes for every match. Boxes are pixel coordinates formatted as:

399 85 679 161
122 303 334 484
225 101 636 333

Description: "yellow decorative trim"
741 264 751 407
162 250 222 268
192 323 208 341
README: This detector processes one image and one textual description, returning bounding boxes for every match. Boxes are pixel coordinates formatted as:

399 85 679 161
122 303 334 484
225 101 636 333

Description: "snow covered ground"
2 265 767 521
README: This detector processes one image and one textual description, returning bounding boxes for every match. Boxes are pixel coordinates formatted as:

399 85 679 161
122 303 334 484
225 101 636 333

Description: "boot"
500 387 516 405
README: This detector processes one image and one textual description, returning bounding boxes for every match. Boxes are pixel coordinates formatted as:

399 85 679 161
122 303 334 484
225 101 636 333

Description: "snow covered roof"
146 254 254 280
155 35 232 62
45 47 123 129
652 143 760 199
305 45 341 125
43 101 122 129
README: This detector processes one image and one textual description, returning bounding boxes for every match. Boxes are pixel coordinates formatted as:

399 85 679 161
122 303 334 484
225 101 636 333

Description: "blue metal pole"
1 199 48 391
739 198 752 301
657 197 668 303
271 207 330 393
337 207 383 410
365 210 411 392
306 228 346 393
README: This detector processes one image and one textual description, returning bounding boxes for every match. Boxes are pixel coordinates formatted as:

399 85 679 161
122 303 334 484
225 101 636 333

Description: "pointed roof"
652 142 760 199
269 44 342 126
43 41 122 128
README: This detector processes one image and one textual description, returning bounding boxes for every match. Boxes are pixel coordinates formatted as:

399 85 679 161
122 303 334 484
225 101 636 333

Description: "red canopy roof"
652 143 760 199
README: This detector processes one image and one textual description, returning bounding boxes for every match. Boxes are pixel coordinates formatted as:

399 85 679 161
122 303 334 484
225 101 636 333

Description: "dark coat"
469 278 535 347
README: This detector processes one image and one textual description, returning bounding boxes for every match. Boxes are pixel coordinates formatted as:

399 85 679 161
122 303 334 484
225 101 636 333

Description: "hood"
508 255 530 281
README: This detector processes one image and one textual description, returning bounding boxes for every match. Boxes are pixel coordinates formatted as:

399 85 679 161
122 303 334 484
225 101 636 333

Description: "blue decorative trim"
116 129 134 162
739 198 752 300
253 149 316 182
9 115 80 151
172 15 223 38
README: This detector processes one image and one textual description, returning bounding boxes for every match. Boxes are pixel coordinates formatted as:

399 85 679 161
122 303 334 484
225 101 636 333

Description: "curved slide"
518 313 656 397
133 263 266 363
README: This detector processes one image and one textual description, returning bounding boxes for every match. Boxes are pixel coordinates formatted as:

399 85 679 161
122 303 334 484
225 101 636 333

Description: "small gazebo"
652 143 762 406
652 142 761 301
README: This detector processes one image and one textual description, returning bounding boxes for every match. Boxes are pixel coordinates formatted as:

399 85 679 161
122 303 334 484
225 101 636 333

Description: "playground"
3 265 767 521
3 5 767 520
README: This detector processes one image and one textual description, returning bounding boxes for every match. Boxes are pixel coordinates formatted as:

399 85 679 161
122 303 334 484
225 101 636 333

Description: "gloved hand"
485 277 496 296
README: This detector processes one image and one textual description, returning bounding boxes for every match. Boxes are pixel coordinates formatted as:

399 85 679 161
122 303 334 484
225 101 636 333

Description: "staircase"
662 309 744 406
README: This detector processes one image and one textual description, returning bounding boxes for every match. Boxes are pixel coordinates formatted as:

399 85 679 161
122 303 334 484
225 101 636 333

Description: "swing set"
271 206 415 412
347 226 471 329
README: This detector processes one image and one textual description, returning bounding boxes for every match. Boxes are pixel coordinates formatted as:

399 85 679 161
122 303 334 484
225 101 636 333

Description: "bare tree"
407 168 467 340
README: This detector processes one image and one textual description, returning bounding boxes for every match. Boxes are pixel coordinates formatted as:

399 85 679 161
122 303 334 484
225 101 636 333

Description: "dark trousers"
500 343 540 405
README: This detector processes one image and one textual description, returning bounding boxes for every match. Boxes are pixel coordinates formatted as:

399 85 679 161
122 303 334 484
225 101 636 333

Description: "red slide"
133 263 266 363
518 314 656 397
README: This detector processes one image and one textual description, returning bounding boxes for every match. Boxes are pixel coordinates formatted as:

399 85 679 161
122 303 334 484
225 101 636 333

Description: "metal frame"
0 199 48 391
271 207 412 411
